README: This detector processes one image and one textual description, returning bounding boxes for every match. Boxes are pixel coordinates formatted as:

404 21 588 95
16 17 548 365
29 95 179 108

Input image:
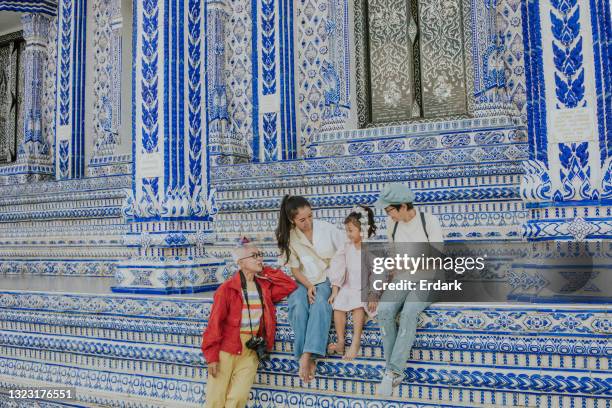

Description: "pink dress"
327 242 375 317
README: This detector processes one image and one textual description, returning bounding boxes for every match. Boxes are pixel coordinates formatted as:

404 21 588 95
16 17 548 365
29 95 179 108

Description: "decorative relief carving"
355 0 468 126
0 33 24 164
419 0 467 117
368 0 420 123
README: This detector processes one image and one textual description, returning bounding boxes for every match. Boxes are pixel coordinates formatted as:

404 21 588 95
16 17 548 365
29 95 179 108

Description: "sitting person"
201 237 297 408
275 195 345 382
327 205 378 360
371 183 444 396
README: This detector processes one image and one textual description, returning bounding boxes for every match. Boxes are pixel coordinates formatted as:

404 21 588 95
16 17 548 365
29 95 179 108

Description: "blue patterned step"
247 383 507 408
0 291 609 407
272 323 610 371
252 354 609 407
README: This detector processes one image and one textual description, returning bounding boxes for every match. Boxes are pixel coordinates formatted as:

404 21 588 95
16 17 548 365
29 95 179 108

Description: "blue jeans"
288 279 332 359
377 286 431 374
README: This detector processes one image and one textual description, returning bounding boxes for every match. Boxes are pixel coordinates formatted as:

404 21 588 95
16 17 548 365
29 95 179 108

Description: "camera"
245 336 270 361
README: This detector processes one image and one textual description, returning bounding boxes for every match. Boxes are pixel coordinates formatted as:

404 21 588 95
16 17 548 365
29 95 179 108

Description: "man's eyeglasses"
238 251 265 261
384 206 398 215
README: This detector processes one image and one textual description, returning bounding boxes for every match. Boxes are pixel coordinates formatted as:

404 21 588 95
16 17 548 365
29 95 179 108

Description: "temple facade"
0 0 610 406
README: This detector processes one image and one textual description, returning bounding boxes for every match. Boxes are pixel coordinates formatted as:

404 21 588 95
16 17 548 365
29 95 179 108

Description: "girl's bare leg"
329 310 346 355
344 308 365 360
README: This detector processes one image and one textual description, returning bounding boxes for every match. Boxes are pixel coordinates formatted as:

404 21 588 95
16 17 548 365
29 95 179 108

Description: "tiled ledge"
312 115 522 145
0 175 130 199
0 290 609 336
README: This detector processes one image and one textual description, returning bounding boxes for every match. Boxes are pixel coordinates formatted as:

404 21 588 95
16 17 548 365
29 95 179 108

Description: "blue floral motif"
263 112 278 161
188 0 202 197
187 270 199 284
523 314 552 331
59 140 70 179
141 0 159 153
441 134 471 147
140 177 160 217
58 0 72 126
550 0 585 108
347 142 375 155
261 0 276 95
521 160 552 201
601 158 612 199
554 142 594 200
481 33 506 92
321 61 341 116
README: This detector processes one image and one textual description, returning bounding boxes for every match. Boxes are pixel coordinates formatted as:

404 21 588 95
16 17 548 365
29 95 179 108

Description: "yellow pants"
204 334 259 408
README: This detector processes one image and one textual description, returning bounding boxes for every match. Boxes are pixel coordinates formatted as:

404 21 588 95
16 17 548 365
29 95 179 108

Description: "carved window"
355 0 468 126
0 32 24 164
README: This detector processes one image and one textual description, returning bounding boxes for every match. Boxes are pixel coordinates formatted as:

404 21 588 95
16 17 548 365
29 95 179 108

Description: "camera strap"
240 272 265 338
391 212 429 242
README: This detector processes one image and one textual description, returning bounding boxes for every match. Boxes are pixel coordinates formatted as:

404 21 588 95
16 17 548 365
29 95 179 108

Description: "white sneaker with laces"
378 370 401 396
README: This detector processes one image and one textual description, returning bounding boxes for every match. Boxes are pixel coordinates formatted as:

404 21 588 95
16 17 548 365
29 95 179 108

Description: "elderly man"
201 238 297 408
372 183 444 396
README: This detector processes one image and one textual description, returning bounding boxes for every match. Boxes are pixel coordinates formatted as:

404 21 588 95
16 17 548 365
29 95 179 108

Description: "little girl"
327 205 377 360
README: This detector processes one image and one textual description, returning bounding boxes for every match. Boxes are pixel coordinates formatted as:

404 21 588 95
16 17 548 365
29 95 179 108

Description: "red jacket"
201 266 297 363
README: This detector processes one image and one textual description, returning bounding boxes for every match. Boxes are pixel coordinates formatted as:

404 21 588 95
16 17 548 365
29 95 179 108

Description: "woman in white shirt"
275 195 345 383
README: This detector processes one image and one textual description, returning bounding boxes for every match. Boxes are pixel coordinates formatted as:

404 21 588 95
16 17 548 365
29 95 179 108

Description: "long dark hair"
344 205 377 238
275 195 312 261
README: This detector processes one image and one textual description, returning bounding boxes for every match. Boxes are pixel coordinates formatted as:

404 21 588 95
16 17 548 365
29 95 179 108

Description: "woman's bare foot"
343 343 360 360
307 357 317 382
298 353 310 382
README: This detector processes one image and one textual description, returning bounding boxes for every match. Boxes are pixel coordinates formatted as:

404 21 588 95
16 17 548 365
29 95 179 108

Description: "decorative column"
19 14 51 159
114 0 225 294
2 13 56 183
318 0 352 133
88 0 128 176
470 0 517 117
206 0 250 166
252 0 299 161
513 0 611 302
55 0 88 180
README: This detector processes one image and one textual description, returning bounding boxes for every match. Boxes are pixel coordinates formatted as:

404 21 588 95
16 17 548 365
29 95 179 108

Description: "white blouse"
284 219 346 285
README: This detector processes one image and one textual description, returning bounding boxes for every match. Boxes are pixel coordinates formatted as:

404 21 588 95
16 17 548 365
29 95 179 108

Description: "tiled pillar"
88 0 125 176
114 0 225 294
206 0 250 166
20 14 51 159
513 0 611 302
0 12 58 183
55 0 88 180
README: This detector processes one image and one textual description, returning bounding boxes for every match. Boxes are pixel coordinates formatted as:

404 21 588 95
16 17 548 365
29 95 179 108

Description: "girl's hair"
275 195 312 261
344 205 377 238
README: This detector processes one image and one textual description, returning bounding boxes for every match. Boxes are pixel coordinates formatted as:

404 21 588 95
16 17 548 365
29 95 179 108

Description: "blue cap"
374 183 416 209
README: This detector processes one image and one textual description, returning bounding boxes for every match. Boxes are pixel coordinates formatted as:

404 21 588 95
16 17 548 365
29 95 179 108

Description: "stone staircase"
0 175 132 278
0 290 608 407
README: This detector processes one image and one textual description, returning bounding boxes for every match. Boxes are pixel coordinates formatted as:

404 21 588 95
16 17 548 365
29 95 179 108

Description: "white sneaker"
378 370 406 396
378 371 395 396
